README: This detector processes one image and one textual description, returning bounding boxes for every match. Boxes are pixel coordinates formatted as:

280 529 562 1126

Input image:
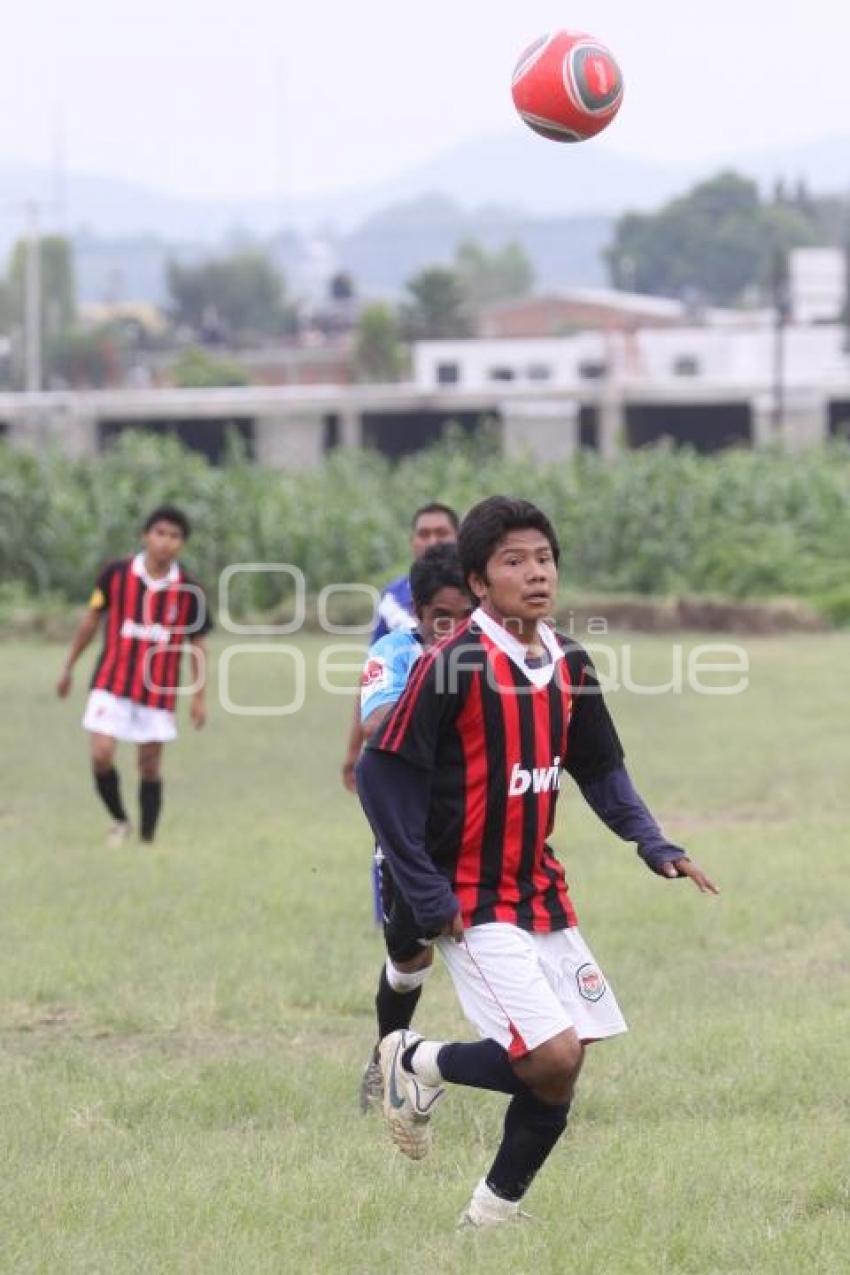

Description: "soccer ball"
511 30 624 143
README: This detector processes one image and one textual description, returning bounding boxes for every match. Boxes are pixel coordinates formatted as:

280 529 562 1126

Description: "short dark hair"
143 505 191 539
410 543 469 612
411 502 460 532
458 496 560 583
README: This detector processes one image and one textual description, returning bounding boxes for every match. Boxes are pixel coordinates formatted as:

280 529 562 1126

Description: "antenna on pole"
24 200 42 392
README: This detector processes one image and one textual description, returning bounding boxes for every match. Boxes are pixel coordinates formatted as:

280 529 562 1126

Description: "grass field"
1 632 848 1274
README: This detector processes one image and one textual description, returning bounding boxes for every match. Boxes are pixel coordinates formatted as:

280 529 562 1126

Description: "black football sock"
94 767 128 823
375 964 422 1046
433 1039 526 1095
485 1091 570 1203
139 779 163 842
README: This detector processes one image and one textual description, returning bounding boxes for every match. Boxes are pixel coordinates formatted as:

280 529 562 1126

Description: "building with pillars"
2 322 849 466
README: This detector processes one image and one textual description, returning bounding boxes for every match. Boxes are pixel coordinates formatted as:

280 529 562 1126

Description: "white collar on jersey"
131 552 180 591
471 606 563 688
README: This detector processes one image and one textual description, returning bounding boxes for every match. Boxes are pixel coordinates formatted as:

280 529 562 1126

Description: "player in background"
340 502 458 792
357 544 473 1111
357 496 717 1227
56 505 212 846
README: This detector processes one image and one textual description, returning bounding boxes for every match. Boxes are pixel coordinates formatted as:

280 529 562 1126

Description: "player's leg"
389 924 614 1224
360 858 434 1111
89 730 131 844
137 742 164 842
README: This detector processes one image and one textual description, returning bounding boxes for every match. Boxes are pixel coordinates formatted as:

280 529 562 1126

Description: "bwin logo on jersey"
508 757 562 797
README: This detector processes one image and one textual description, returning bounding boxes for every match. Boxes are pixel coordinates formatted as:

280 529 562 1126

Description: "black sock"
434 1039 525 1095
485 1091 570 1203
375 964 422 1046
139 779 162 842
94 767 127 823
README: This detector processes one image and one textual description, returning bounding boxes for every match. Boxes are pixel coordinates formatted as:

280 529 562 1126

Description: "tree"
354 303 405 382
166 251 287 342
48 324 122 389
455 239 534 309
400 266 472 339
7 235 76 335
606 171 821 305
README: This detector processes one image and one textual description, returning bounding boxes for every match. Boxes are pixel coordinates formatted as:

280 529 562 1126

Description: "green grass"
1 633 848 1274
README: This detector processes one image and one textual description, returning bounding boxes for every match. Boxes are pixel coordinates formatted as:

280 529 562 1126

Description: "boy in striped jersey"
56 506 212 845
357 496 717 1226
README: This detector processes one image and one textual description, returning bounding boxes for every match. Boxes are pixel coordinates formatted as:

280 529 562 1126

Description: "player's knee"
91 744 113 773
138 749 162 780
517 1029 583 1097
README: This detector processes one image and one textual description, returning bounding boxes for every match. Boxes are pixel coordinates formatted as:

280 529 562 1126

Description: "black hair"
458 496 560 584
410 543 469 612
411 502 460 533
143 505 191 539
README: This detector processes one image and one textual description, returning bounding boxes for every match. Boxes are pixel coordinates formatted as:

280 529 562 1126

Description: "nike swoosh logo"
411 1079 443 1116
388 1041 406 1110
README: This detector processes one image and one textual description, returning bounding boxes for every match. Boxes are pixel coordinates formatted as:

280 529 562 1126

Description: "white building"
413 324 850 394
789 248 846 325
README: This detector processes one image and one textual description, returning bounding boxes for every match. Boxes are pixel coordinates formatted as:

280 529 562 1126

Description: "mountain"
4 132 850 248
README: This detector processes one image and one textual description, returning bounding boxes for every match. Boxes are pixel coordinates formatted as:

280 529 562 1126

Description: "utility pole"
24 200 42 392
771 247 790 438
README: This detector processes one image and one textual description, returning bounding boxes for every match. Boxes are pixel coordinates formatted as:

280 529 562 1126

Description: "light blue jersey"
359 628 424 725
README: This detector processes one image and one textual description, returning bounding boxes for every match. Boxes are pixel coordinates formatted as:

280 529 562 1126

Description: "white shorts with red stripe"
437 922 627 1058
82 690 177 744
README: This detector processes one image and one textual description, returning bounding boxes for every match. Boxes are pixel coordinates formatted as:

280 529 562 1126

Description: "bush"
1 432 849 619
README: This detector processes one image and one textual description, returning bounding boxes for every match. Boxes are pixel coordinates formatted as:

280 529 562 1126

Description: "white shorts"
437 923 627 1058
82 690 177 744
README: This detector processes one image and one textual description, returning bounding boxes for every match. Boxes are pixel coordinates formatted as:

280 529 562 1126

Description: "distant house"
478 289 687 338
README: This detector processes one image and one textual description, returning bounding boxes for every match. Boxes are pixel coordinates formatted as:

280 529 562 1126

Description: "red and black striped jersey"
369 612 624 932
89 554 212 710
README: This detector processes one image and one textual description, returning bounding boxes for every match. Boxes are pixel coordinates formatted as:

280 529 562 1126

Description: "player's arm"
564 652 718 895
340 595 395 789
186 583 213 730
188 635 208 729
359 637 416 741
56 578 109 697
341 704 365 792
356 649 464 939
362 704 392 740
357 752 461 938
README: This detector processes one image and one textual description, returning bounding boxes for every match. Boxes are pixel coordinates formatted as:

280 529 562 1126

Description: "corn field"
2 431 850 621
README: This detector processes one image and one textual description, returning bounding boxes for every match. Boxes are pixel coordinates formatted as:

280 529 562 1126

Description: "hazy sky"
4 0 849 197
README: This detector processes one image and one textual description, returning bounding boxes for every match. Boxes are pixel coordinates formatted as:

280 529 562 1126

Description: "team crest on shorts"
576 963 606 1002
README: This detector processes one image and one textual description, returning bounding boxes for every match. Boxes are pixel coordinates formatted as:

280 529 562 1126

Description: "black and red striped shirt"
368 612 623 932
89 554 212 710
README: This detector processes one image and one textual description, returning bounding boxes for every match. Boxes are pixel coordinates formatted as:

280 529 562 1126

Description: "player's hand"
341 759 358 793
442 911 464 943
56 669 72 698
190 696 207 730
661 857 719 895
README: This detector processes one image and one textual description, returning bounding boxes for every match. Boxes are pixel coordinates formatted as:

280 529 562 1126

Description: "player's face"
470 530 558 636
418 586 473 646
410 513 456 558
144 520 185 567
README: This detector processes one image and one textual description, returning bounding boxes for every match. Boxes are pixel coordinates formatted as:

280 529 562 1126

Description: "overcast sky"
4 0 849 198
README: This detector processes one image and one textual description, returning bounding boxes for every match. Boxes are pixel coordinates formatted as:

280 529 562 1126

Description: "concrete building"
478 289 687 338
2 321 850 467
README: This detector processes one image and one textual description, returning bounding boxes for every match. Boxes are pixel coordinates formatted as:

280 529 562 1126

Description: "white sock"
386 958 432 993
472 1179 520 1219
406 1038 445 1087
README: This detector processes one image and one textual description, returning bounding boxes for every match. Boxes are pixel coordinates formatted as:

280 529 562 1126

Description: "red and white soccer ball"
511 30 624 143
